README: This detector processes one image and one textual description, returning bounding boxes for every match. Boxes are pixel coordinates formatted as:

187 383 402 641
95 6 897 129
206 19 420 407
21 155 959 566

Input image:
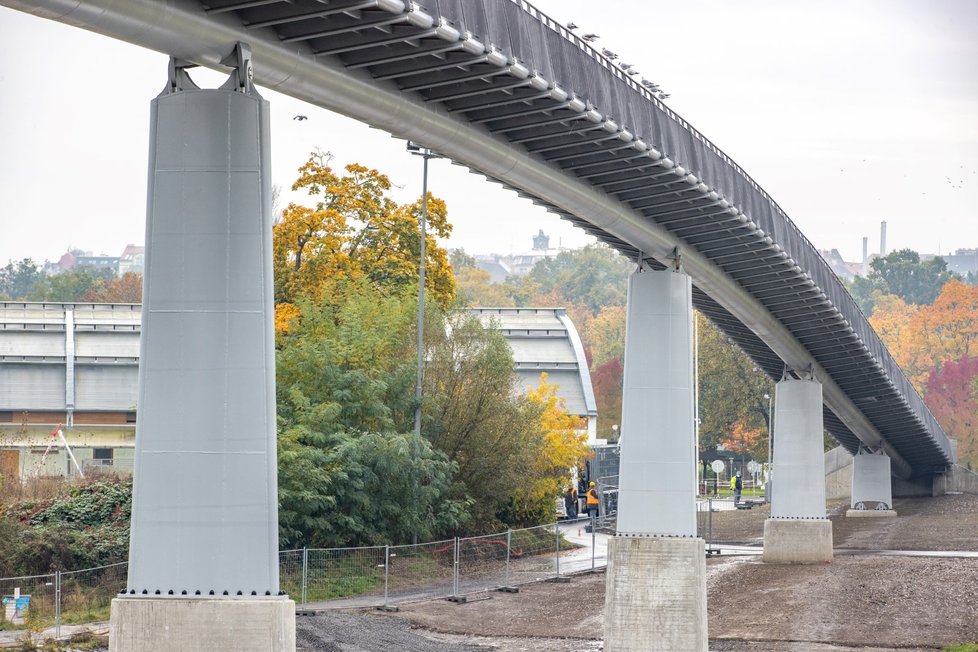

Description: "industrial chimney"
862 237 869 276
880 221 887 257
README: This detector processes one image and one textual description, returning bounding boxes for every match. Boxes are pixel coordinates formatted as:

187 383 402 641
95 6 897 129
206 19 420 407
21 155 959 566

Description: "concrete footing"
763 519 833 564
109 597 296 652
846 509 897 518
604 536 707 652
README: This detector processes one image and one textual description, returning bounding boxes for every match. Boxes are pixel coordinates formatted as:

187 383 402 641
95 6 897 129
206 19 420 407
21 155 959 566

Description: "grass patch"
943 644 978 652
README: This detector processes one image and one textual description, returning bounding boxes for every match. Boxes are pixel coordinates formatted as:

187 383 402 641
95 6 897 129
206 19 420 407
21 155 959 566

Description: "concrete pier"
605 269 706 651
109 598 295 652
763 376 833 564
847 448 896 517
113 50 294 650
605 537 707 652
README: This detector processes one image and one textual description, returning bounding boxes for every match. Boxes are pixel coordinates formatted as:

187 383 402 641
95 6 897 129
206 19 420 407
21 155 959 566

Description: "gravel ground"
293 493 978 652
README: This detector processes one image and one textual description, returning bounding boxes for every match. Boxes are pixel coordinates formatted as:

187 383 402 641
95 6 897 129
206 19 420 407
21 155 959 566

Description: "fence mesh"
456 530 510 595
507 524 559 587
0 518 651 619
301 546 387 609
58 563 127 625
0 572 56 629
386 539 455 605
278 549 305 605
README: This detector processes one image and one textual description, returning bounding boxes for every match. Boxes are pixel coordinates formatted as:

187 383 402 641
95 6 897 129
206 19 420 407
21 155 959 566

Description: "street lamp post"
407 141 441 544
406 141 442 439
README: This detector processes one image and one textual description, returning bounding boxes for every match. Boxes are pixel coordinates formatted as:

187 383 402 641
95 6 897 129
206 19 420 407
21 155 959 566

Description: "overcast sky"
1 0 975 268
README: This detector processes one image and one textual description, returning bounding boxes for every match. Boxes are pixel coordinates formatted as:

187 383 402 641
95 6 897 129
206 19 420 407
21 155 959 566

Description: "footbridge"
6 0 951 480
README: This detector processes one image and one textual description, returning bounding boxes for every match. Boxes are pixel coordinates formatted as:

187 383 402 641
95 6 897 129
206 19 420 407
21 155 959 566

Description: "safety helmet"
589 481 596 487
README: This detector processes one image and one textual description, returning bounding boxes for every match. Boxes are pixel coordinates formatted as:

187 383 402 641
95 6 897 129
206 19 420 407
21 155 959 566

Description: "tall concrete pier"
604 269 707 652
763 376 833 564
110 48 294 651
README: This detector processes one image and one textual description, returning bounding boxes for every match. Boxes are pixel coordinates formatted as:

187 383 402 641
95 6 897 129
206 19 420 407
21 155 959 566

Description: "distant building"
944 248 978 277
470 307 598 443
41 245 145 277
118 244 145 276
818 248 862 281
0 302 139 481
475 229 565 281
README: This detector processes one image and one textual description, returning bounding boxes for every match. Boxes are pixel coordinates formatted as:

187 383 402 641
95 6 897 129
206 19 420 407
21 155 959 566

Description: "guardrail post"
55 570 61 640
301 547 308 607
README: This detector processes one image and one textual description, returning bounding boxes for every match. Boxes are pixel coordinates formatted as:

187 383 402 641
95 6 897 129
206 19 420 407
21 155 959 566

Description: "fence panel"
385 539 455 606
456 530 510 595
0 572 57 630
506 524 558 587
278 549 305 605
302 546 387 609
58 562 127 626
698 497 767 547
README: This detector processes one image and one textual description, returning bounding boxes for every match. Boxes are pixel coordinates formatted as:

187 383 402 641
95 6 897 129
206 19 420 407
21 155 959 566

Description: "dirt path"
351 493 978 651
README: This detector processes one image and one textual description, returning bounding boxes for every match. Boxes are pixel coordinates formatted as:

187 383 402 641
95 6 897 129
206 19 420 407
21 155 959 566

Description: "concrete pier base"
109 597 296 652
604 536 707 652
763 519 833 564
846 509 897 518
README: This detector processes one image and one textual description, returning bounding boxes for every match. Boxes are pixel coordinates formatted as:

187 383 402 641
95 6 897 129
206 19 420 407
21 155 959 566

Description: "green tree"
29 267 116 302
510 244 634 314
697 313 773 458
850 249 956 315
0 258 43 300
275 286 469 546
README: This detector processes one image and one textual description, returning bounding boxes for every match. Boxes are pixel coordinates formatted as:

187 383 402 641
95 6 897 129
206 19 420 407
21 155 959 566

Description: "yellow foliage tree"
871 281 978 392
584 305 627 368
272 150 456 309
512 373 590 520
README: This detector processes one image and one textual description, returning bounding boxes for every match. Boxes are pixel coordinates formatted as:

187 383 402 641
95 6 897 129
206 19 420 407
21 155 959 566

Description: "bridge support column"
763 377 833 564
847 448 896 517
604 269 707 652
110 50 294 652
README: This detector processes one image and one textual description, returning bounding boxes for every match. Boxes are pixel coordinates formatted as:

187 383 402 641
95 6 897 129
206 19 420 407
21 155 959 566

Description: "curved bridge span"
4 0 953 479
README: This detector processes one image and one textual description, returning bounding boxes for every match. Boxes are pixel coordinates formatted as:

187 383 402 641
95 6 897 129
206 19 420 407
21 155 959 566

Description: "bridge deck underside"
189 0 950 473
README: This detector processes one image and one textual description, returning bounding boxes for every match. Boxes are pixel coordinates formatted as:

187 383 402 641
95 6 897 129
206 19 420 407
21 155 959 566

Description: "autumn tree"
273 150 456 309
697 313 773 458
84 272 143 303
871 281 978 391
450 251 514 307
924 356 978 470
509 374 590 524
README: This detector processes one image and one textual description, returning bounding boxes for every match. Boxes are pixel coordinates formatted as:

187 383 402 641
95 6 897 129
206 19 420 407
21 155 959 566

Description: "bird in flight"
293 115 308 121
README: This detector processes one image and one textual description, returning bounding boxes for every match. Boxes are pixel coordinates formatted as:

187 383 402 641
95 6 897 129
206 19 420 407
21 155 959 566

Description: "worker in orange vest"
586 481 600 518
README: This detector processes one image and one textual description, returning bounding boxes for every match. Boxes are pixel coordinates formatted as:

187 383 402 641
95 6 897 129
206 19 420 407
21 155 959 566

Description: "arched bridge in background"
3 0 954 481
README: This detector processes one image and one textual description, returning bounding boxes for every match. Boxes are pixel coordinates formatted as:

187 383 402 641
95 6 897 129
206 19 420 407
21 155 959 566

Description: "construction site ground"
297 494 978 652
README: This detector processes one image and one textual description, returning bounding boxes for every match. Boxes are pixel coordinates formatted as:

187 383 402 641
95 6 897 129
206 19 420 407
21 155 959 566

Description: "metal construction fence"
0 500 765 631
